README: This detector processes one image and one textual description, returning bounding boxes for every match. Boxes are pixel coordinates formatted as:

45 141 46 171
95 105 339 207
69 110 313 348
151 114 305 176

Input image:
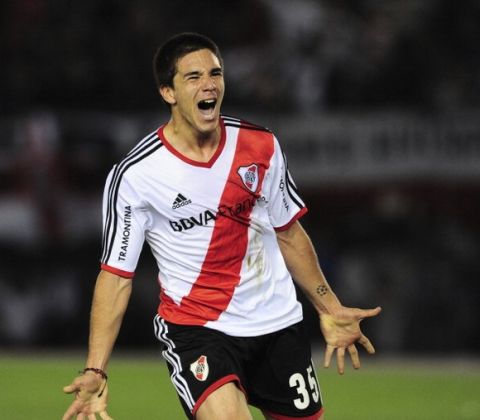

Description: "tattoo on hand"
316 285 328 296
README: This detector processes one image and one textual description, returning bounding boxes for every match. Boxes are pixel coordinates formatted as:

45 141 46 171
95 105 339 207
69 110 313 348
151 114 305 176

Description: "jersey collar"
157 119 226 168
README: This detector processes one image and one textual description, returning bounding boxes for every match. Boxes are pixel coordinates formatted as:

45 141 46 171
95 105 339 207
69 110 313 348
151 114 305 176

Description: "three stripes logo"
172 193 192 209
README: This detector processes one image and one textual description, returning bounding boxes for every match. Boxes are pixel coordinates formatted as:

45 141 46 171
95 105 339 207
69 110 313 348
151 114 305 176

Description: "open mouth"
197 99 217 111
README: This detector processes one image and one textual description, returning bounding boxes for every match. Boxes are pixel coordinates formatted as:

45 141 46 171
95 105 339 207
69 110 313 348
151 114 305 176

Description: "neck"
163 119 221 163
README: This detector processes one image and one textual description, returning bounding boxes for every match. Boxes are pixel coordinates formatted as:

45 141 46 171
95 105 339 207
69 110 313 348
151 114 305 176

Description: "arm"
62 269 132 419
276 221 381 374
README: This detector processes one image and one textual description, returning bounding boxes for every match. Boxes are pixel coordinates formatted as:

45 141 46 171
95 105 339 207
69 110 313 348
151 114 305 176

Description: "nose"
202 75 216 90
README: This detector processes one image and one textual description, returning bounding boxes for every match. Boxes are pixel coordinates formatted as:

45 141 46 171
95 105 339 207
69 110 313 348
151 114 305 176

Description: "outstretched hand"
320 306 381 374
62 372 112 420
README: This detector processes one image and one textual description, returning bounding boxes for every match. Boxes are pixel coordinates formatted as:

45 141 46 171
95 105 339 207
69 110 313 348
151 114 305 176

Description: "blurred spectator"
2 0 480 112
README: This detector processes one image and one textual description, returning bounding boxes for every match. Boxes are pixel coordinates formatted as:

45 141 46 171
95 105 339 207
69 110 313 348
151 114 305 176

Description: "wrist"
80 367 109 397
317 301 342 316
312 288 342 315
81 367 108 380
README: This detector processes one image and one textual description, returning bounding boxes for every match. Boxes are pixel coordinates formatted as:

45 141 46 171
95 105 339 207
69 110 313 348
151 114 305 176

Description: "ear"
159 86 176 105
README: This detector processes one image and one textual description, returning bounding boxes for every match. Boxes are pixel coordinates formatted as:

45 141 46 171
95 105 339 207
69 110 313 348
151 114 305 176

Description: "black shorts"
154 315 323 419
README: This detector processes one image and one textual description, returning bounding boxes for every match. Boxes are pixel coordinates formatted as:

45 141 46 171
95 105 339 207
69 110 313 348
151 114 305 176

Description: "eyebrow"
183 70 201 78
182 67 223 78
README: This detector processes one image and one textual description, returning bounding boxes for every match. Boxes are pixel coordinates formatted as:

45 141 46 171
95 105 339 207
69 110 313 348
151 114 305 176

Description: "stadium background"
1 1 479 419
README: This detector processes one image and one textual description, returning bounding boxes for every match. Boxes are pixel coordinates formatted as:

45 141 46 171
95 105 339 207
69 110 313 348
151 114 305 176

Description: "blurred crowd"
2 0 480 113
1 0 480 354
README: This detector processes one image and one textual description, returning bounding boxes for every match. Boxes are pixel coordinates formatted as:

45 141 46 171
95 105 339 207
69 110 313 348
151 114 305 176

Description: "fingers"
348 344 360 370
100 411 114 420
336 346 345 375
358 333 376 354
358 306 382 320
63 406 112 420
63 407 111 420
324 341 368 374
323 344 335 368
63 383 79 394
62 402 81 420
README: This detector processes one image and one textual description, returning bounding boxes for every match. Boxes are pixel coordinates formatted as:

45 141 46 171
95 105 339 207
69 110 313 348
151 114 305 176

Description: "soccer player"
62 32 381 420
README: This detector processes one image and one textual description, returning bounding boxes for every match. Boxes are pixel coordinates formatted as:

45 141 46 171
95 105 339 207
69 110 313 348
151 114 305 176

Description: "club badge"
237 164 259 192
190 355 209 381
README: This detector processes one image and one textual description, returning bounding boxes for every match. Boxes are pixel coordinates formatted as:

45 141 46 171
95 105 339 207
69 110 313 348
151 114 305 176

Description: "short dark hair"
153 32 223 89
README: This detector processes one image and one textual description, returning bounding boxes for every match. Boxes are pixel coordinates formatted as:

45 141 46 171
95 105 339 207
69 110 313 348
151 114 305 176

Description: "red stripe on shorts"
192 374 244 416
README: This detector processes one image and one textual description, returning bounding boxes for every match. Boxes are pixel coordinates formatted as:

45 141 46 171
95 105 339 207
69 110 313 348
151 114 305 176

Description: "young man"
62 33 381 420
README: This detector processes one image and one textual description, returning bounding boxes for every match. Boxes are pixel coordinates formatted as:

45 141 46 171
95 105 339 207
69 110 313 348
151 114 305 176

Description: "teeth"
198 99 216 110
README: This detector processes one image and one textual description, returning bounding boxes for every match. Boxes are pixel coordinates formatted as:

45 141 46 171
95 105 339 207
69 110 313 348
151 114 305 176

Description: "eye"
184 72 201 81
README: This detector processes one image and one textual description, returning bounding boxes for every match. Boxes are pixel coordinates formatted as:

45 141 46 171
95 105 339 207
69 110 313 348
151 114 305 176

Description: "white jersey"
100 115 307 337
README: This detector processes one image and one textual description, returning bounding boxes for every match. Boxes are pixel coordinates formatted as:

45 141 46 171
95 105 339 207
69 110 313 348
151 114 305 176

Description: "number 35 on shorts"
289 362 322 410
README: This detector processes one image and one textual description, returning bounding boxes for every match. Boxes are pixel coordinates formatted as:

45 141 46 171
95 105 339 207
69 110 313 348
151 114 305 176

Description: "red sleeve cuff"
100 263 135 279
274 207 308 232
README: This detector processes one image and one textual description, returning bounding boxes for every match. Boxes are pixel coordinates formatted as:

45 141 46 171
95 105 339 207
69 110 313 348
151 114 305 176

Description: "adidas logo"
172 193 192 209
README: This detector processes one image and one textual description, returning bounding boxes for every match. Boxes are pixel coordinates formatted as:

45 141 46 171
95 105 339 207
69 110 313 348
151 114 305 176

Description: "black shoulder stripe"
224 122 271 133
101 137 162 263
101 136 161 260
102 140 162 263
222 115 271 133
282 151 304 210
126 131 158 158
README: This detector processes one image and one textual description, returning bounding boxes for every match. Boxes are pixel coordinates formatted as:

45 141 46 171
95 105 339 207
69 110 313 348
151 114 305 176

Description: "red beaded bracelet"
81 367 108 380
80 368 108 397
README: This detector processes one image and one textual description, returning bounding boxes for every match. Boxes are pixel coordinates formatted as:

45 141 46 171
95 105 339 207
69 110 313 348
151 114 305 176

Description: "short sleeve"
262 137 308 231
99 167 148 278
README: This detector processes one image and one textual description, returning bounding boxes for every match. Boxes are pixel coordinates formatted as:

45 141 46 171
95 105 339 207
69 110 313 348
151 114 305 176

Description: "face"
161 48 225 138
